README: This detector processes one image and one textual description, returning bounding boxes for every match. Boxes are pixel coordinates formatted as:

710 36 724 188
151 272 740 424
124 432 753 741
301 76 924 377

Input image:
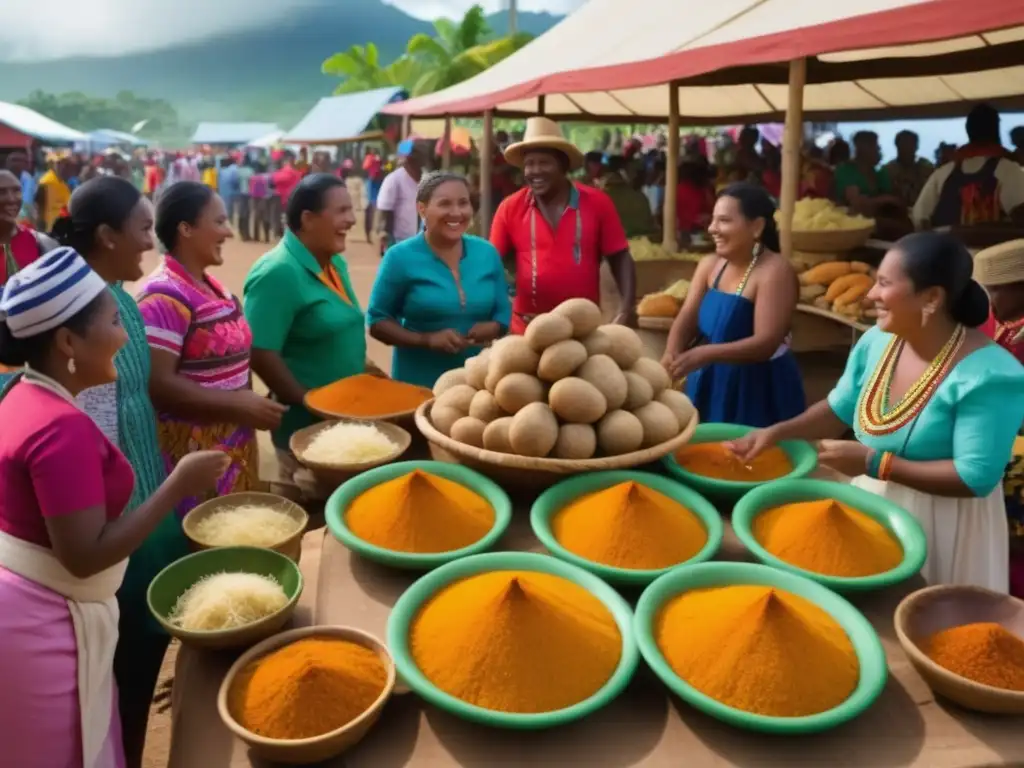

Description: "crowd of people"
2 106 1024 765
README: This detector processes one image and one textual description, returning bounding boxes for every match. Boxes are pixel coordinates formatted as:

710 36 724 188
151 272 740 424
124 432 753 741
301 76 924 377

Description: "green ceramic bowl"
732 478 927 593
634 561 887 734
326 460 513 570
530 470 723 587
387 551 639 729
661 423 817 501
147 546 303 649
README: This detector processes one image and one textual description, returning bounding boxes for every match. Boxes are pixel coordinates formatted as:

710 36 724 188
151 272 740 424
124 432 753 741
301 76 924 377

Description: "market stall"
167 518 1022 767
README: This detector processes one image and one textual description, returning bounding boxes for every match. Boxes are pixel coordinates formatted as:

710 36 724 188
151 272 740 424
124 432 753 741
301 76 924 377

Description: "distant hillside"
0 0 561 128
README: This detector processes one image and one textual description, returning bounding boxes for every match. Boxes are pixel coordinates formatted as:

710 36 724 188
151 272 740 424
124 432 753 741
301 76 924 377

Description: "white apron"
853 475 1009 593
0 369 129 767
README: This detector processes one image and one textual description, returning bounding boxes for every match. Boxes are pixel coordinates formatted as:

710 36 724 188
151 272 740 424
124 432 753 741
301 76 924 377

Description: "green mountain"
0 1 561 128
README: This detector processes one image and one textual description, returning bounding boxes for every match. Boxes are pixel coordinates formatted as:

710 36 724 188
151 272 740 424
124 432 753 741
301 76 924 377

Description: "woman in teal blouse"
367 172 511 388
731 232 1024 592
245 174 370 500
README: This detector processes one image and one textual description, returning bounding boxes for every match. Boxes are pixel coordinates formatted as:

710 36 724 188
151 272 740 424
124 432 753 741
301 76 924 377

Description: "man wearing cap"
377 142 426 254
490 117 637 335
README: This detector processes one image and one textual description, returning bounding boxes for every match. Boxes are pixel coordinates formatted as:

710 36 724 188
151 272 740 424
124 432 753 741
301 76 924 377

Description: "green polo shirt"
243 230 367 448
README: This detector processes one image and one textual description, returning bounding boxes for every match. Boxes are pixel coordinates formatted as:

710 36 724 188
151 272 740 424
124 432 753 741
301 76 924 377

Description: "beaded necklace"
857 324 965 436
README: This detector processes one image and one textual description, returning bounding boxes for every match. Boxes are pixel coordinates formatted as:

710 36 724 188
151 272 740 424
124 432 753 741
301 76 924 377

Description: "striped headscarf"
0 247 107 339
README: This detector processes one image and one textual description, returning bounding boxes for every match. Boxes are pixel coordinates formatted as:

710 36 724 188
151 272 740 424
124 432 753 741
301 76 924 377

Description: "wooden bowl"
218 625 396 764
303 377 431 430
289 419 412 491
414 401 699 490
791 225 874 254
147 547 303 650
894 585 1024 714
182 492 308 562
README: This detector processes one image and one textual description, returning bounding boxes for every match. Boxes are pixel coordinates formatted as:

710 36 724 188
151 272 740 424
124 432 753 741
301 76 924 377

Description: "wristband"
866 449 882 478
878 451 895 482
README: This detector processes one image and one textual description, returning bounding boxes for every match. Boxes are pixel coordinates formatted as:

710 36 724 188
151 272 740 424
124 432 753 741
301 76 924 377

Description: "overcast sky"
1 0 585 62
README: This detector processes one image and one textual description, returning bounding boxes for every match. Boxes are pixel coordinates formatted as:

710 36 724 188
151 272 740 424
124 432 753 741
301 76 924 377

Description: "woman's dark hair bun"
951 279 990 328
50 215 75 246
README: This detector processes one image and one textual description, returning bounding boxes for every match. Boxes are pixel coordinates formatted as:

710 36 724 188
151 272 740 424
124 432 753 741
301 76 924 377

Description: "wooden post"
442 115 453 170
401 115 410 141
481 110 494 237
538 95 547 116
662 82 680 253
779 58 807 260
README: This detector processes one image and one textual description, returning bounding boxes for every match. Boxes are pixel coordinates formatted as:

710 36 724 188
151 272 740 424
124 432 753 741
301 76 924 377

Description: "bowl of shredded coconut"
147 546 303 649
184 492 309 561
290 419 412 489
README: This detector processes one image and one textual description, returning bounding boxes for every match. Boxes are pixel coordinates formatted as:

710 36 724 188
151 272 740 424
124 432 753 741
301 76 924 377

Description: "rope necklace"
857 324 966 436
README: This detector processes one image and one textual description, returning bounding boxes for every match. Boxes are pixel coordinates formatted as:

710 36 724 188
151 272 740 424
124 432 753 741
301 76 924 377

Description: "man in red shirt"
490 117 636 335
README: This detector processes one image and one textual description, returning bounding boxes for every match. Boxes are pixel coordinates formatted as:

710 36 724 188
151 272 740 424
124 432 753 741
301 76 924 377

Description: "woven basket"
289 419 412 491
791 225 874 254
182 492 308 562
414 401 699 490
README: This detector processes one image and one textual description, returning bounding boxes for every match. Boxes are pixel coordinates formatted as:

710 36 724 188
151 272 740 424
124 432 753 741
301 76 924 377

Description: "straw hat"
504 117 585 171
973 240 1024 286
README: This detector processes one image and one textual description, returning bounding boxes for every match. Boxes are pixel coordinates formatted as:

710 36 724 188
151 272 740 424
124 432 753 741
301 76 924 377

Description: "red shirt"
490 184 628 334
676 182 714 232
981 312 1024 365
363 155 382 180
272 165 303 206
1 225 43 285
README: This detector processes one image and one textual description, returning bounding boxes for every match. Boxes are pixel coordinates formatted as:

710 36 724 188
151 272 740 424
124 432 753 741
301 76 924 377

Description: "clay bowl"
182 491 308 562
894 585 1024 714
289 419 412 491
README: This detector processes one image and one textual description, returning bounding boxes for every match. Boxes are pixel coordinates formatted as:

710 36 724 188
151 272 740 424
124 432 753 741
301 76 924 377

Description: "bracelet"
878 451 895 482
866 449 883 478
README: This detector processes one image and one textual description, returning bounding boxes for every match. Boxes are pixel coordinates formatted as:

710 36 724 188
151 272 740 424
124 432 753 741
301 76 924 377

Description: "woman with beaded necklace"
731 232 1024 591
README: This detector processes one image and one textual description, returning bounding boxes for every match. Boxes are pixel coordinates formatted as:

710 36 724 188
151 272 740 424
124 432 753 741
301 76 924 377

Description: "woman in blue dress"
662 182 805 426
367 172 512 388
731 232 1024 592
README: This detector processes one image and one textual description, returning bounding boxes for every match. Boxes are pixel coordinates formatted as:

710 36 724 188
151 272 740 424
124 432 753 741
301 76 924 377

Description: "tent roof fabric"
284 87 406 144
89 129 148 146
0 101 86 144
382 0 1024 123
191 122 280 145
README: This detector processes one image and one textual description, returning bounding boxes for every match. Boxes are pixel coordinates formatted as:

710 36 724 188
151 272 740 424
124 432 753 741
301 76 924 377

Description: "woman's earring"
67 358 76 375
920 307 932 328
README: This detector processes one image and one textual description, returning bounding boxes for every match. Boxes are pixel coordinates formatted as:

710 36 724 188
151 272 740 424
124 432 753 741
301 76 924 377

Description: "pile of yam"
797 260 878 323
430 299 696 460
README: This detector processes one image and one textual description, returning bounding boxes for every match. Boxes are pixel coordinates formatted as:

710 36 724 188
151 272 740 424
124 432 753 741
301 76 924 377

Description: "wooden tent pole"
442 115 453 170
401 115 410 141
662 82 680 253
481 110 494 236
779 58 807 260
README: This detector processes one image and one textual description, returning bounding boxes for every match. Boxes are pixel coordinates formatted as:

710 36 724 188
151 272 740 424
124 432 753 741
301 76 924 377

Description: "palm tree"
405 4 532 96
321 44 423 95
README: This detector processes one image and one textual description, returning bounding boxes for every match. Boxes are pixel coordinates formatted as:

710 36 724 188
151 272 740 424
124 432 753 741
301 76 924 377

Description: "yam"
431 404 464 436
595 324 644 369
630 357 671 395
622 371 654 410
433 368 468 396
450 416 487 447
596 410 644 455
813 296 831 310
824 273 871 302
509 402 559 457
537 339 588 382
633 401 680 447
482 417 515 453
464 349 490 389
524 313 574 352
494 373 546 414
657 389 696 431
850 261 872 274
799 284 826 302
552 298 603 338
548 377 607 424
435 384 476 413
581 329 613 358
577 354 628 411
799 261 851 286
833 275 873 306
553 423 597 460
469 389 505 422
485 336 539 391
637 293 679 318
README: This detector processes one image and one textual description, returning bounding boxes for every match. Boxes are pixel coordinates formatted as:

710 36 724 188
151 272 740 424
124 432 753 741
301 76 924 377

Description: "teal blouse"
366 233 512 388
828 326 1024 497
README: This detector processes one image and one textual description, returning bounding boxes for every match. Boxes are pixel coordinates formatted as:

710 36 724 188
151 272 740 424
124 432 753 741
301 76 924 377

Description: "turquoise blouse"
828 326 1024 497
366 233 512 388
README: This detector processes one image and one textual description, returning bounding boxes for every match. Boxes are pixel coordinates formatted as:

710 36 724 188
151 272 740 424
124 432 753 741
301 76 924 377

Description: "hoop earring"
67 358 76 375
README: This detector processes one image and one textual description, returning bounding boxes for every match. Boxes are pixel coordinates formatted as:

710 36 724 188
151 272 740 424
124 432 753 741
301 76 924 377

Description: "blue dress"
684 259 805 427
367 233 513 388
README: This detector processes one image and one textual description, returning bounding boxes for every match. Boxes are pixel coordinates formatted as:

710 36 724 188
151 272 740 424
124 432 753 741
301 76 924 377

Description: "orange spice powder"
306 373 431 417
675 442 792 482
925 622 1024 691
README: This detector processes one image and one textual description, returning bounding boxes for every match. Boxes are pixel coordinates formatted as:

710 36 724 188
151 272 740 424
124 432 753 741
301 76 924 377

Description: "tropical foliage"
17 90 180 137
322 4 532 97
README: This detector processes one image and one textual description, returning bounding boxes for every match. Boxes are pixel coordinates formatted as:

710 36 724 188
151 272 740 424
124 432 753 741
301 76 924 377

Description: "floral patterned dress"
136 257 259 517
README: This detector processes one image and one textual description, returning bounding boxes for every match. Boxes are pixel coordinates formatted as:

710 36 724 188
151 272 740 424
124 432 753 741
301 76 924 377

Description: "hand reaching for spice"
815 439 872 478
424 329 468 355
235 390 289 431
725 428 778 463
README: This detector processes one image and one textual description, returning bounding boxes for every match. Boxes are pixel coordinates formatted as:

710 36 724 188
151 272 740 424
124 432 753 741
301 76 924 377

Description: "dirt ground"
138 224 390 768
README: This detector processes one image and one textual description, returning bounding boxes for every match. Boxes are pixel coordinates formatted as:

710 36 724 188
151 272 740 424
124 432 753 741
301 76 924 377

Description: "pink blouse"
0 383 134 547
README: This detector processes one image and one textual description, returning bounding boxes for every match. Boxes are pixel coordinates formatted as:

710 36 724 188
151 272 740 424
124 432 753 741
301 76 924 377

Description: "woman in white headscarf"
0 248 228 767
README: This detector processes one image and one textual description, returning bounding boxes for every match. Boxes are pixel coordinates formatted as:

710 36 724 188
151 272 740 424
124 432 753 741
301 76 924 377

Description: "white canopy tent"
383 0 1024 123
